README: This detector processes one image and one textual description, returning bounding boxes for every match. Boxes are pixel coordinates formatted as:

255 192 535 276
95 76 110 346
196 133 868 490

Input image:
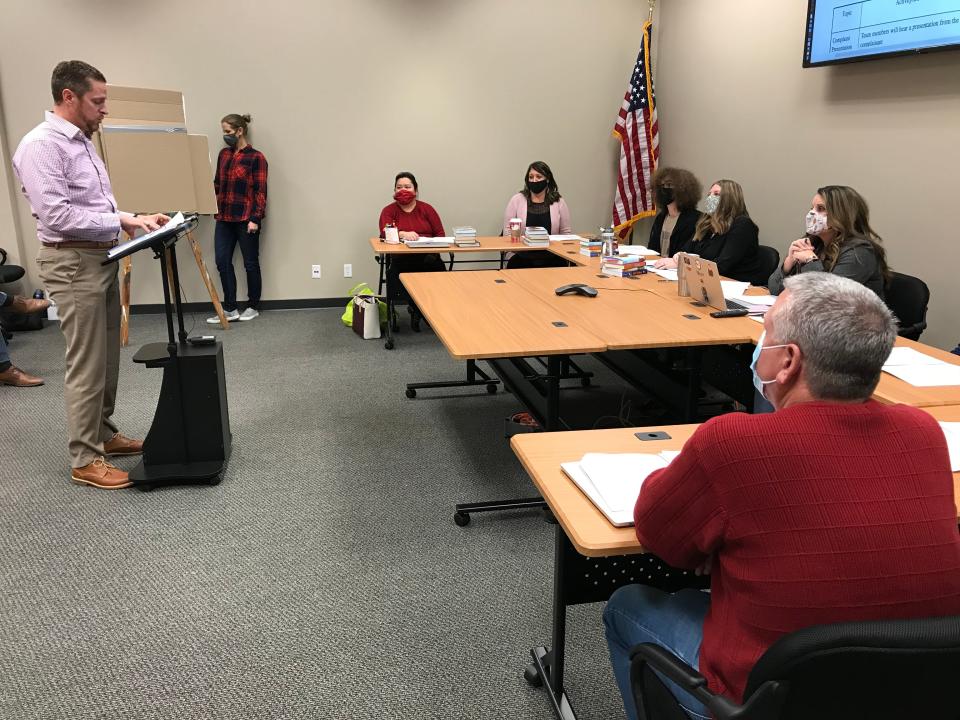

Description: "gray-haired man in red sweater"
605 272 960 720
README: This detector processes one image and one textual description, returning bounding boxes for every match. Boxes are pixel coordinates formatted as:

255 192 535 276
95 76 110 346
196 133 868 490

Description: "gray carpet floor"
0 308 629 719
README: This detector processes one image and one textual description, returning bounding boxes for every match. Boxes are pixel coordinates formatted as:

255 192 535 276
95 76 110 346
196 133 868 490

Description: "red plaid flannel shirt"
214 146 268 223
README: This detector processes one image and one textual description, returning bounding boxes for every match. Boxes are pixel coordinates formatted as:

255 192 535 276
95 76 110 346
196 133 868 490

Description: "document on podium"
107 211 187 262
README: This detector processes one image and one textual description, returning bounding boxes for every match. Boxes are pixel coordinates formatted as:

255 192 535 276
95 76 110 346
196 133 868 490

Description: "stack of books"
523 227 550 247
580 238 604 257
453 226 479 247
601 254 646 277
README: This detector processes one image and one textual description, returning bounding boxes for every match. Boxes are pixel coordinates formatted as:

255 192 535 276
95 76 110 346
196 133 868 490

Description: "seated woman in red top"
377 172 446 331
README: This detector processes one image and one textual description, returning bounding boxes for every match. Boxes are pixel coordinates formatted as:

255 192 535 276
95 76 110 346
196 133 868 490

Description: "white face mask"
805 210 828 236
750 330 789 400
704 194 720 215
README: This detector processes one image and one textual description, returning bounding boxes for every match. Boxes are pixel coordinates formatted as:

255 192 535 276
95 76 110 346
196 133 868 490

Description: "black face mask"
656 187 674 208
527 179 549 195
223 134 238 148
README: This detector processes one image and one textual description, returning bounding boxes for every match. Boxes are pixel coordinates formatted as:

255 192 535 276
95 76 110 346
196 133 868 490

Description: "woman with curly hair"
654 179 765 285
768 185 889 298
647 167 702 257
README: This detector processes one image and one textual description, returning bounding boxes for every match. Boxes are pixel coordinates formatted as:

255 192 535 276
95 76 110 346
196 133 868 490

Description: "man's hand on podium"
120 213 171 237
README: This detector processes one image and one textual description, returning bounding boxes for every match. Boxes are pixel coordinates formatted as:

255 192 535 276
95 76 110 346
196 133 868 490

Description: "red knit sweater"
378 201 445 238
635 400 960 703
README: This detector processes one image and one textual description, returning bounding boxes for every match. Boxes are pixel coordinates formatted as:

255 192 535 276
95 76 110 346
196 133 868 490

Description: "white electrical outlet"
343 264 353 278
311 264 321 279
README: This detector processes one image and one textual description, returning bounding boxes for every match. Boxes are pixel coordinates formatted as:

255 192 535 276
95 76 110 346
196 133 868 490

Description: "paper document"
938 422 960 472
618 245 660 257
647 267 678 281
730 294 777 307
579 452 669 512
720 281 750 299
549 234 582 242
883 347 946 367
883 364 960 387
404 236 454 247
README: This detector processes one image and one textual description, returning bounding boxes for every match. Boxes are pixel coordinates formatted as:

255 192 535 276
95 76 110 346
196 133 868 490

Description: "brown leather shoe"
8 295 51 315
71 457 131 489
0 365 43 386
103 432 143 456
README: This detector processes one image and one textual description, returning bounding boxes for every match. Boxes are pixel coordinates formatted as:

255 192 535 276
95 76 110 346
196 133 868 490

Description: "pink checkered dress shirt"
12 111 130 246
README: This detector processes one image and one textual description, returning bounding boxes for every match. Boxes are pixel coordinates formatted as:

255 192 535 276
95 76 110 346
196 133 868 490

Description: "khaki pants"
37 247 120 468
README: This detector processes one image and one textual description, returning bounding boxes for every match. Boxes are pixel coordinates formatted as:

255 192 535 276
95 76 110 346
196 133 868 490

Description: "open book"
561 451 678 526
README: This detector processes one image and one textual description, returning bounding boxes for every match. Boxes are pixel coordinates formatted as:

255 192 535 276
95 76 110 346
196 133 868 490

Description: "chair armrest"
630 644 785 720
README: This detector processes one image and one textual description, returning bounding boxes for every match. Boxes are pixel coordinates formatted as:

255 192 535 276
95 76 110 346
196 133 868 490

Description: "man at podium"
13 60 169 490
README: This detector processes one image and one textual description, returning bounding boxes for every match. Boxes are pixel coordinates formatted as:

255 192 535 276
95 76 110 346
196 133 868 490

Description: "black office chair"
885 271 930 341
754 245 780 287
629 615 960 720
0 247 25 285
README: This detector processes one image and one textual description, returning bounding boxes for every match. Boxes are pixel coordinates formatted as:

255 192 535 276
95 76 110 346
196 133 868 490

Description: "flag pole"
648 0 655 22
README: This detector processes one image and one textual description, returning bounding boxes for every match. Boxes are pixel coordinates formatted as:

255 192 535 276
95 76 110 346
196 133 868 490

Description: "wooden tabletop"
401 270 606 360
873 338 960 407
506 267 761 349
513 412 960 558
511 425 698 556
369 236 545 255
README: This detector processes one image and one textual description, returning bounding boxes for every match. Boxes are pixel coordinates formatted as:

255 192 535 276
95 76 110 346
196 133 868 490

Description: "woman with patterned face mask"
768 186 889 298
653 179 764 285
503 161 572 269
378 171 446 332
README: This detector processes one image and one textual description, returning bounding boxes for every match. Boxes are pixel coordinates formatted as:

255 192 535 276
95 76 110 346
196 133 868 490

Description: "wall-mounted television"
803 0 960 67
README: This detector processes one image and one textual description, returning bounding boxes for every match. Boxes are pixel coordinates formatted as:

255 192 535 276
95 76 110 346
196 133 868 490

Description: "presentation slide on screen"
806 0 960 64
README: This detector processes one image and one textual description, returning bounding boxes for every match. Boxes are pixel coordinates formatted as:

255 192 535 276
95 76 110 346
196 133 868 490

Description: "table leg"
405 358 500 398
684 347 703 423
527 523 579 720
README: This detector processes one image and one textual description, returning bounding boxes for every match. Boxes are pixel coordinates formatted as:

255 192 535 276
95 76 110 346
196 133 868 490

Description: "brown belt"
42 241 118 250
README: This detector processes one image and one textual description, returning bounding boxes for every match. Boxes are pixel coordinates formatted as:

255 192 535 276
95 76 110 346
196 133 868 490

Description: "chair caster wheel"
454 511 470 527
524 664 543 687
385 339 395 350
405 388 416 399
486 383 497 394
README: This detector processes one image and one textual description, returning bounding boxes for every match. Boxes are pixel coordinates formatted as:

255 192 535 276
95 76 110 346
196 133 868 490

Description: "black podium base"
132 341 232 489
130 458 226 491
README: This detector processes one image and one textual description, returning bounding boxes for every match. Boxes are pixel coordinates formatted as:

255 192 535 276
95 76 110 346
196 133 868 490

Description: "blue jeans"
604 585 711 720
214 221 261 312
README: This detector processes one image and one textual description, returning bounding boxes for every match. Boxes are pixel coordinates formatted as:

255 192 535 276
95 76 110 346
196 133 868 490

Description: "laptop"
677 253 752 312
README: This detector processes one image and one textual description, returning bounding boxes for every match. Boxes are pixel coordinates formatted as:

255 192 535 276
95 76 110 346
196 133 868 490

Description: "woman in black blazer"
654 179 764 285
646 167 702 256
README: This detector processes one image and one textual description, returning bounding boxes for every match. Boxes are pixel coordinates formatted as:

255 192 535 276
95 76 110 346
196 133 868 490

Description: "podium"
105 214 231 489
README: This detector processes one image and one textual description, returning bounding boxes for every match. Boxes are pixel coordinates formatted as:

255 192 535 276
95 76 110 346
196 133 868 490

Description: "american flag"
612 20 659 237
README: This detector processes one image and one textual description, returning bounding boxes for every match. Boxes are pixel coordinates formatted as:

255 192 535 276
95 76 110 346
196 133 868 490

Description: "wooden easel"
120 225 229 346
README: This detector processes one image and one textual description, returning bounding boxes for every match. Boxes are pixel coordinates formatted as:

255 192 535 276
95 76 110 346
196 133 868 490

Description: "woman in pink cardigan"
503 161 572 268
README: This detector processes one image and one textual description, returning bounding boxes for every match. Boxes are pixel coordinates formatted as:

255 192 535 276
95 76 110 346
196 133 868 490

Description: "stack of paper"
548 234 582 242
453 226 479 247
523 227 550 247
882 347 960 387
561 451 677 526
647 266 678 281
601 254 646 278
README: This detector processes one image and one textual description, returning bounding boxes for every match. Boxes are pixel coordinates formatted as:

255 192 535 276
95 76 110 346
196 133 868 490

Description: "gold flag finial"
648 0 656 22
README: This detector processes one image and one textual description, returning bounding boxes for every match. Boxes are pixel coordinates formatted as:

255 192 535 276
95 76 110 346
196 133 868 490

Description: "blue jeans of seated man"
214 220 261 313
604 585 711 720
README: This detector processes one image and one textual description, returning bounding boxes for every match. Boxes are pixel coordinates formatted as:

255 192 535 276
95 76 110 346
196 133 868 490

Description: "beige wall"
0 0 647 309
654 0 959 349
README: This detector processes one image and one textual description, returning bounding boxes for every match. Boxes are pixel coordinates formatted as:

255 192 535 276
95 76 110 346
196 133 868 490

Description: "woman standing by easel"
208 113 268 323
